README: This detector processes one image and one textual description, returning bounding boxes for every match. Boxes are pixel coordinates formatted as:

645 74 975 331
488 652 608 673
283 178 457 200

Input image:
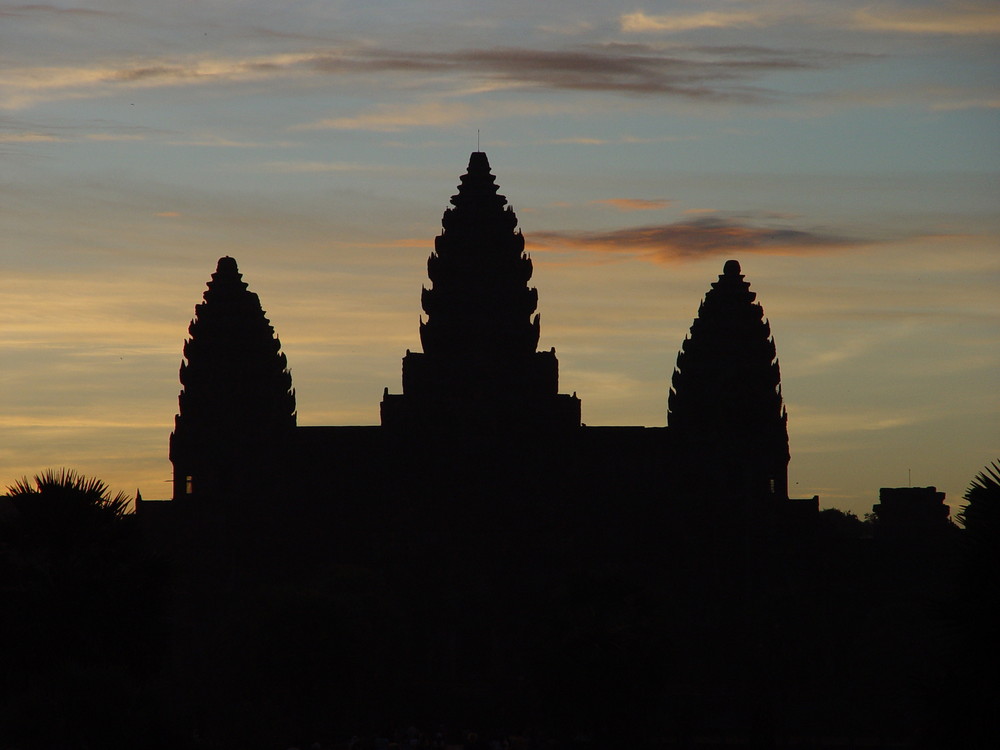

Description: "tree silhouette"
1 470 166 747
956 459 1000 535
816 507 870 540
6 467 130 527
921 460 1000 747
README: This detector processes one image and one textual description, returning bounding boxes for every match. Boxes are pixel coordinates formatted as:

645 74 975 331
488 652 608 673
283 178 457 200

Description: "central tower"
381 152 580 432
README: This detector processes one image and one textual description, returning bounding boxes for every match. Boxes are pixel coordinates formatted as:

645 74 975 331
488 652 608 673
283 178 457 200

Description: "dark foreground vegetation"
1 463 998 749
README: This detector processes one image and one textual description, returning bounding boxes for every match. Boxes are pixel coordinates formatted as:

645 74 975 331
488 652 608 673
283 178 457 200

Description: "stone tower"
169 256 296 500
381 152 580 432
668 260 789 500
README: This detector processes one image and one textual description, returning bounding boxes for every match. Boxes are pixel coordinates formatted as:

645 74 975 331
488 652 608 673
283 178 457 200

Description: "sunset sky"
1 1 998 516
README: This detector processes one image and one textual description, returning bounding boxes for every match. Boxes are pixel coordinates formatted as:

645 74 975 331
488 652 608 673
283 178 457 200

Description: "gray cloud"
2 39 870 111
112 66 190 82
299 42 859 101
528 215 872 264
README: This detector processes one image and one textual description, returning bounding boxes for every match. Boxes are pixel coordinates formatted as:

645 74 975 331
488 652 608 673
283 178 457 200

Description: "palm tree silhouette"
956 459 1000 534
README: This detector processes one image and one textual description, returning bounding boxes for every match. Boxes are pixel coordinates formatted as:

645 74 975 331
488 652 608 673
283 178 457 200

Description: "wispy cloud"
537 20 596 36
86 132 147 142
0 3 109 18
624 3 1000 37
0 128 149 143
0 132 63 142
621 10 765 33
383 44 825 99
294 101 474 132
257 161 390 173
592 198 672 211
791 407 923 436
854 3 1000 35
1 41 856 110
542 134 699 146
0 52 321 109
548 136 610 145
0 415 158 429
166 135 297 148
931 97 1000 111
529 215 870 264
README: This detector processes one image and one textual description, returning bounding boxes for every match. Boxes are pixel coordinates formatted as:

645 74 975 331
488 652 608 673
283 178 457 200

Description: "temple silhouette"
125 153 967 748
167 151 800 514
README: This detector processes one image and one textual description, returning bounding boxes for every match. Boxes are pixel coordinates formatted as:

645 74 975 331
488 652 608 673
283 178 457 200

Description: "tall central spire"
381 152 580 431
420 151 539 357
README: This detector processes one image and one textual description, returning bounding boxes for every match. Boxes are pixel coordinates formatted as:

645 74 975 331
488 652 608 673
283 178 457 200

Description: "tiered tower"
668 260 789 499
170 256 296 500
381 152 580 432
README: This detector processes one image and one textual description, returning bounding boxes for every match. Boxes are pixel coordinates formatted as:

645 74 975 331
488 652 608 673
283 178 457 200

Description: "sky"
1 1 998 516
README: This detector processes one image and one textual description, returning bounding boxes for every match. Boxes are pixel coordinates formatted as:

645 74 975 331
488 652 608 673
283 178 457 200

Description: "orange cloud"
621 10 764 33
592 198 672 212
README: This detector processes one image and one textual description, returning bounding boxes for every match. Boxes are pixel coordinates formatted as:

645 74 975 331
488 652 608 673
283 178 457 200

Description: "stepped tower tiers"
381 152 581 431
170 256 296 500
668 260 789 500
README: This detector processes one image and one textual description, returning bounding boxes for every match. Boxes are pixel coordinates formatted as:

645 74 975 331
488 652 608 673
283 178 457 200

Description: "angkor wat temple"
131 154 967 747
165 152 802 514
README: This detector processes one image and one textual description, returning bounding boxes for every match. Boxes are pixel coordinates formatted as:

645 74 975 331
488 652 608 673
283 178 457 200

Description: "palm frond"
5 468 131 517
956 459 1000 531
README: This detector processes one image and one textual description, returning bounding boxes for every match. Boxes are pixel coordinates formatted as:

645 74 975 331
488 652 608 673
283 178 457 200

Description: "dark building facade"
168 152 794 510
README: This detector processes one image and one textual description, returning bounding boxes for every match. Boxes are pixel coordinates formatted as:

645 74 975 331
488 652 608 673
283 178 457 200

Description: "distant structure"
873 486 951 539
164 152 799 512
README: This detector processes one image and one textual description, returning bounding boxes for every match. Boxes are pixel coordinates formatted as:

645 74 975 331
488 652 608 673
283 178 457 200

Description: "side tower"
668 260 789 500
381 152 580 432
170 257 296 500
